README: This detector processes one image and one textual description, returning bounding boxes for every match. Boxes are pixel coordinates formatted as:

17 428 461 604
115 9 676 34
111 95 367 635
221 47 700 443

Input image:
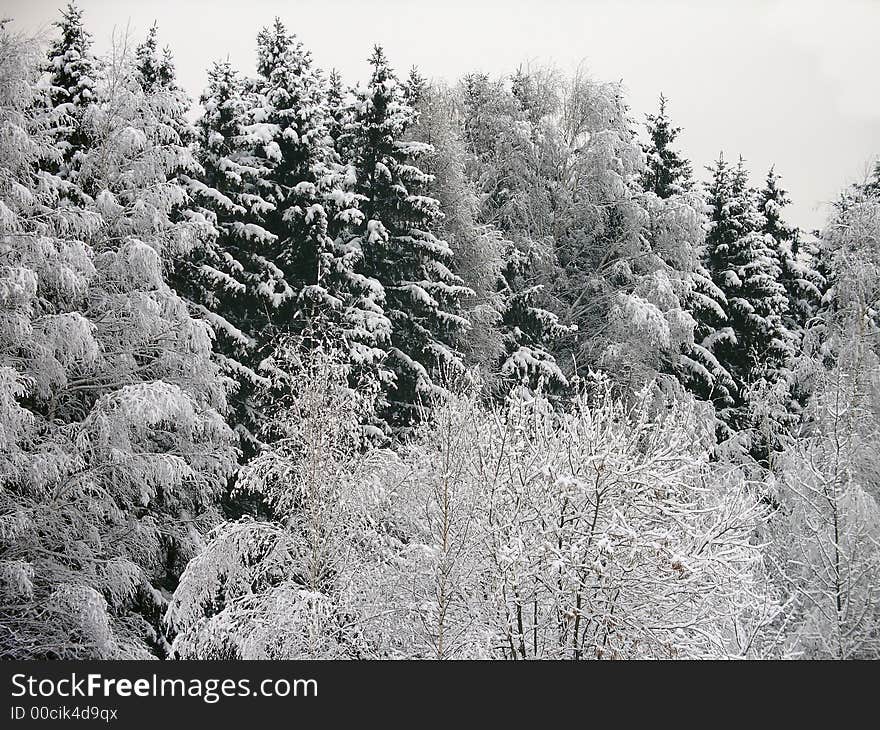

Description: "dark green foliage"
341 46 471 428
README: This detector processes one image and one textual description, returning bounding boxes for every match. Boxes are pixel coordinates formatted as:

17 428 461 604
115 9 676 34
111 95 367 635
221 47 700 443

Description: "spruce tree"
44 1 96 180
404 66 427 106
135 23 176 93
641 94 693 198
342 45 471 428
682 264 738 429
130 27 276 453
133 24 194 148
186 59 287 452
704 155 793 446
185 21 392 446
759 167 823 334
499 275 573 391
253 21 390 372
131 24 210 310
640 96 735 423
254 20 341 328
326 68 347 146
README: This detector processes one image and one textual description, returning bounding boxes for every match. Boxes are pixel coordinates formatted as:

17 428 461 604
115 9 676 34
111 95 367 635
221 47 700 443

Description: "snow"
6 12 874 662
723 269 743 288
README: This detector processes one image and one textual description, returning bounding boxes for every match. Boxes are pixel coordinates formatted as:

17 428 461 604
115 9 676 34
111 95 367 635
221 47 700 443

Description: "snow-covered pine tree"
251 22 391 424
759 167 825 419
325 68 347 146
404 65 427 106
43 1 96 181
127 23 258 446
133 23 197 162
341 45 471 428
253 20 345 333
498 275 573 390
759 167 823 335
640 96 736 427
682 254 737 434
704 155 793 451
131 22 207 241
134 22 176 94
641 93 693 198
183 59 285 453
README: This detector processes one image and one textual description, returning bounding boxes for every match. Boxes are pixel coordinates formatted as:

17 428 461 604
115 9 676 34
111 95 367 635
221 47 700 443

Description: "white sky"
6 0 880 232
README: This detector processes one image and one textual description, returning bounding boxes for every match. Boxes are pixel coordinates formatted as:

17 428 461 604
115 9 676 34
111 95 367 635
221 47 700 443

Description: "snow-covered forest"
1 2 879 660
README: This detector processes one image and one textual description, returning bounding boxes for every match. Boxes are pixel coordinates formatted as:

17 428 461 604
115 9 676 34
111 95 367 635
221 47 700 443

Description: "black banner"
0 660 862 726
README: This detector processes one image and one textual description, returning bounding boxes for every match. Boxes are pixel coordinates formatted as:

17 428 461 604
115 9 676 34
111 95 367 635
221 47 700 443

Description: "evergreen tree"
253 21 390 378
187 21 392 446
130 26 279 454
499 274 573 390
130 24 214 329
640 95 735 425
342 46 471 428
759 167 823 335
135 23 176 94
185 59 285 452
404 65 427 106
682 261 737 430
133 23 194 149
325 68 347 146
641 94 693 198
704 155 793 448
253 20 343 328
43 1 96 179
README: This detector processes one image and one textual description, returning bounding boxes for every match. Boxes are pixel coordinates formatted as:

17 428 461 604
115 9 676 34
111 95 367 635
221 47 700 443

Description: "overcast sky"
6 0 879 232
